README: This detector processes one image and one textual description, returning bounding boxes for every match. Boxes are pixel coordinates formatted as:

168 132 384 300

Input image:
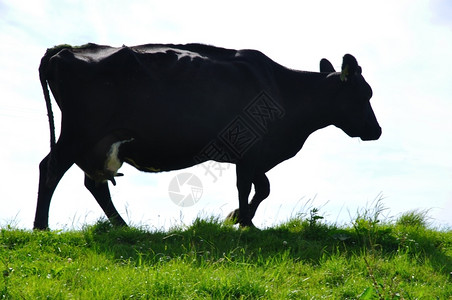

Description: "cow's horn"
340 65 349 82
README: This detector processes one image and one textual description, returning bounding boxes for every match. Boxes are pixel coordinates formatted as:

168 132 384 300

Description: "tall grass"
1 203 451 299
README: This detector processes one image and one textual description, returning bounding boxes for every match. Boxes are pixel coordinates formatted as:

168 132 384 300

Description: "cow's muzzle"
360 125 382 141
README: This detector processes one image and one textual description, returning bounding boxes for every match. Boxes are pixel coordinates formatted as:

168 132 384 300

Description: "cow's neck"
275 67 334 138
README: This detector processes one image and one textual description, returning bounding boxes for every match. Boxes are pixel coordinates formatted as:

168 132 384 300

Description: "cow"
34 43 381 230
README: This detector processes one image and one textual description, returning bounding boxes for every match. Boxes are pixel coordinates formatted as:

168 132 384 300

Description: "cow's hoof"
33 221 49 231
225 209 255 228
109 216 128 228
33 225 49 231
239 220 256 229
225 209 240 224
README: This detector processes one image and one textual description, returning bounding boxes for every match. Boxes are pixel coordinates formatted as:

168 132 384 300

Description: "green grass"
1 205 451 299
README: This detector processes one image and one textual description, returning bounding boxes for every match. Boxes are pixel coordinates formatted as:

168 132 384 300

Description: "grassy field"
1 204 451 299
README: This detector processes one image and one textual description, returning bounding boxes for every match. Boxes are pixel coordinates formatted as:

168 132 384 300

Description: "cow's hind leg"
34 151 74 230
226 172 269 227
84 175 127 227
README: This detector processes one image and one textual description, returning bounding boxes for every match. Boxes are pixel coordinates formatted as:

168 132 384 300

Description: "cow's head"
320 54 381 141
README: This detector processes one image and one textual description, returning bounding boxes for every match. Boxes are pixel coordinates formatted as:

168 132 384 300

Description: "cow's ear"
320 58 335 73
340 54 361 82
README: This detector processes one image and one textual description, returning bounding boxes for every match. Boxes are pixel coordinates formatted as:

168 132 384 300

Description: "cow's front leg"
248 173 270 219
226 164 254 227
226 172 270 227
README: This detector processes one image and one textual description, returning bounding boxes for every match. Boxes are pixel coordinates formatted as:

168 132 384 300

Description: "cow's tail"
39 50 56 150
39 45 72 150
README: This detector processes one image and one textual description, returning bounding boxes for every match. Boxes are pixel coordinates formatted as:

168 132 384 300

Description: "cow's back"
45 43 279 170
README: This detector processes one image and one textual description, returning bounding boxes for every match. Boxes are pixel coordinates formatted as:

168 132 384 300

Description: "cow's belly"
119 136 216 173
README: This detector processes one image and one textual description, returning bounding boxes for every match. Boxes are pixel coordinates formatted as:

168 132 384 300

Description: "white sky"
1 0 451 230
